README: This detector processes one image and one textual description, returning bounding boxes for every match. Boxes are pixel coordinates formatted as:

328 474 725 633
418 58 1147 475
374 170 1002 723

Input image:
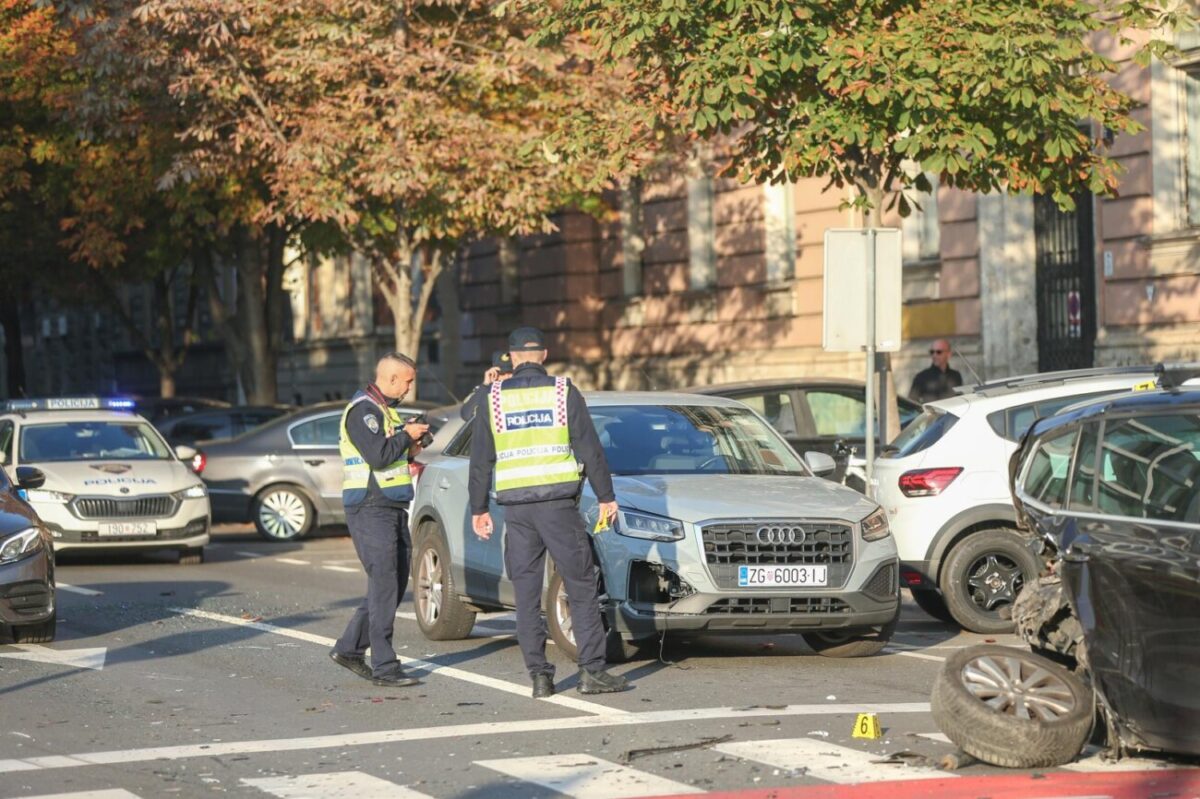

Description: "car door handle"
305 459 325 466
1061 549 1089 563
438 478 451 490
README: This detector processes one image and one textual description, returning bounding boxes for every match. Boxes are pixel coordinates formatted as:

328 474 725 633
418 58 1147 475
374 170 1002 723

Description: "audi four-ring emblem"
755 525 806 544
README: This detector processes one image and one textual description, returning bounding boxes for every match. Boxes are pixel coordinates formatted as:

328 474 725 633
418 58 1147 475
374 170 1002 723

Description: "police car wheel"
412 524 475 640
253 486 314 542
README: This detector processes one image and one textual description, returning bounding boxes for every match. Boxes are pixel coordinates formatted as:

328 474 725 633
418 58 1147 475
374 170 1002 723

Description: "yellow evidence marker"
852 712 883 739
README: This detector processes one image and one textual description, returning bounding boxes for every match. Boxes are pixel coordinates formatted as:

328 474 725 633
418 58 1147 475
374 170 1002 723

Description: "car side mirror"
16 466 46 490
804 451 837 477
175 445 198 463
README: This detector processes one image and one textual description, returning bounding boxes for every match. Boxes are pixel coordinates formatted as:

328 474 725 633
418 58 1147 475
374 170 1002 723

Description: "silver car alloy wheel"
258 490 308 539
960 652 1077 721
417 548 443 626
554 580 575 647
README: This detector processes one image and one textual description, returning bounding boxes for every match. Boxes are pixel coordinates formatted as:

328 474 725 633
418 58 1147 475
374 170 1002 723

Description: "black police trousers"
335 503 411 677
504 498 607 677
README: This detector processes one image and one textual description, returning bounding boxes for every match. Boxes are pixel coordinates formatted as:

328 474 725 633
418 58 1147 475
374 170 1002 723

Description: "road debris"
619 734 734 764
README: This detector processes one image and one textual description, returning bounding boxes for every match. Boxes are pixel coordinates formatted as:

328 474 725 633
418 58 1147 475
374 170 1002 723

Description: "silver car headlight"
173 484 208 500
24 488 73 504
861 508 890 542
0 528 43 564
616 509 685 542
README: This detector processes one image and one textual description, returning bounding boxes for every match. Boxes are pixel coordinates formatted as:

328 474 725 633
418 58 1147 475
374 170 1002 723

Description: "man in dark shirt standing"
468 327 629 698
909 338 964 403
330 352 430 687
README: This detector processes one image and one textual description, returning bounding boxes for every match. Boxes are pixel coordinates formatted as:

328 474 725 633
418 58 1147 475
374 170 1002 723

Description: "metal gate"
1035 192 1096 372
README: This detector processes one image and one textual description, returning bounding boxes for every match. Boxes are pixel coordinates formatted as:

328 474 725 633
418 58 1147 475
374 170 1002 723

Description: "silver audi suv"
408 392 900 661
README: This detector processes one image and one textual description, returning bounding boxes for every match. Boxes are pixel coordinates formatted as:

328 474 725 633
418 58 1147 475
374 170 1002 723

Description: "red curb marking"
643 768 1200 799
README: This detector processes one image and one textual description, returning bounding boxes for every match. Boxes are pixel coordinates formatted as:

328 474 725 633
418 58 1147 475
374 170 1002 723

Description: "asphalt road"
1 525 1195 799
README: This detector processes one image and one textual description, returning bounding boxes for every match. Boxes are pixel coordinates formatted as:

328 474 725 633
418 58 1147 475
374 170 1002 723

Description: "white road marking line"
0 703 933 775
235 551 265 559
476 753 704 798
170 607 618 716
917 732 952 744
882 646 945 662
21 787 140 791
0 644 107 671
56 583 103 597
243 771 433 798
395 610 513 637
274 558 310 566
322 565 358 573
716 737 955 783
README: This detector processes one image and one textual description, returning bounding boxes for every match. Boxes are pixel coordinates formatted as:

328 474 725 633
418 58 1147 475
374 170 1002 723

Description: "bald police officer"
330 352 429 687
469 327 629 698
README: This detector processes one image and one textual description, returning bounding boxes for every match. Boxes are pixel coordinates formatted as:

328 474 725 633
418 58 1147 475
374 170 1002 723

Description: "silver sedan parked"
198 400 437 541
410 392 901 662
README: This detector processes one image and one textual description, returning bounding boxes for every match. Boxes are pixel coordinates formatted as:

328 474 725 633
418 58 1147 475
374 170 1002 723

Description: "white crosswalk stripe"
23 787 140 791
715 737 955 784
475 753 704 798
242 771 433 798
1061 747 1184 772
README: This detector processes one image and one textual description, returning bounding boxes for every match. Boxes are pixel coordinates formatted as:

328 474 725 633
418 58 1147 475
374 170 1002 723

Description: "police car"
0 398 211 563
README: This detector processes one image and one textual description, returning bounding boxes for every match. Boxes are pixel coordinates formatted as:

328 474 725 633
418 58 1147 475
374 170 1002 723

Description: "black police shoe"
329 649 372 680
531 673 555 698
577 668 629 694
371 668 421 687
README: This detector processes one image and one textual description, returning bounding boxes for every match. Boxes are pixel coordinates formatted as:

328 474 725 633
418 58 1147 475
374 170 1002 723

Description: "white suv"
872 368 1153 633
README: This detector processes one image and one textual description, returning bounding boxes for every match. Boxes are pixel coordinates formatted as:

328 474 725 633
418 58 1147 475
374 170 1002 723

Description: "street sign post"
823 228 902 496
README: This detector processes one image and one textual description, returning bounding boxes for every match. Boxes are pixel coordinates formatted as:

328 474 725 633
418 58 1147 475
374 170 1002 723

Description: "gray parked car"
199 400 437 541
409 392 900 661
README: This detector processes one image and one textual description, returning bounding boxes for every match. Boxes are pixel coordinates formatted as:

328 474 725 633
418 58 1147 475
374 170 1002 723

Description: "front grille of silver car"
705 596 852 615
700 520 854 589
72 496 178 519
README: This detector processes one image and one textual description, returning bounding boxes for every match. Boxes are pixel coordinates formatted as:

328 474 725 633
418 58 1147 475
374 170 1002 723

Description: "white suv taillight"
898 467 963 497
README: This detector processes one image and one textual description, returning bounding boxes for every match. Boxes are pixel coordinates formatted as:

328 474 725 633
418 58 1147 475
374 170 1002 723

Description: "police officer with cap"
469 327 629 698
460 351 514 421
330 352 429 687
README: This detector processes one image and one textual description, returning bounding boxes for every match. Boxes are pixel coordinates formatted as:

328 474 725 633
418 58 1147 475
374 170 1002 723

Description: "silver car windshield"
20 422 171 462
592 405 809 476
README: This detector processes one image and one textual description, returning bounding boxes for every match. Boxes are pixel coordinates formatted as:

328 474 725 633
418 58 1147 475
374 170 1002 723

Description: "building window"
686 160 716 290
498 237 519 305
901 173 941 264
1186 67 1200 226
763 181 796 284
619 178 645 296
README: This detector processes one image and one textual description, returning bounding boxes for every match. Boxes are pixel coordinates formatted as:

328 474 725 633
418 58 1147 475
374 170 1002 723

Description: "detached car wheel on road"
932 644 1092 768
410 391 901 662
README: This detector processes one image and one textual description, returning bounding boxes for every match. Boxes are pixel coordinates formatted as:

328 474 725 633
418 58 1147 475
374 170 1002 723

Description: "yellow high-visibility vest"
487 376 580 504
339 393 412 505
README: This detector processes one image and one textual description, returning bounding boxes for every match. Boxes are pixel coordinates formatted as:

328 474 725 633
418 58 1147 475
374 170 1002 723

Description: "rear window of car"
885 409 959 458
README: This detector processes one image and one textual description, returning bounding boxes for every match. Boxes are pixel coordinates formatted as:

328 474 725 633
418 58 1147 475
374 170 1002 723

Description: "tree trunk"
436 252 463 402
1 290 26 397
206 224 285 405
160 371 177 399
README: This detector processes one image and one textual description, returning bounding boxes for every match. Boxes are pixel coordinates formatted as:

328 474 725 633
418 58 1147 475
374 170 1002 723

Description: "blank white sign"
822 228 902 352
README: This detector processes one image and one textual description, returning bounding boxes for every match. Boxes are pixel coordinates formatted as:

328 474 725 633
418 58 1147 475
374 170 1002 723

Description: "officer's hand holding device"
403 415 433 448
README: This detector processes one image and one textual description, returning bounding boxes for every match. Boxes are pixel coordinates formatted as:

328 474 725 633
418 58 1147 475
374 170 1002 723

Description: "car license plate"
738 565 827 587
97 521 157 537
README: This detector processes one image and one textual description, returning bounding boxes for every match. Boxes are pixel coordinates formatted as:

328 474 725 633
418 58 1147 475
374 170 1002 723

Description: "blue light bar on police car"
3 397 138 412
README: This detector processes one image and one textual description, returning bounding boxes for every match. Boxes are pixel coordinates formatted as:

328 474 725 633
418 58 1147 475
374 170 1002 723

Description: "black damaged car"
932 368 1200 767
0 464 56 643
